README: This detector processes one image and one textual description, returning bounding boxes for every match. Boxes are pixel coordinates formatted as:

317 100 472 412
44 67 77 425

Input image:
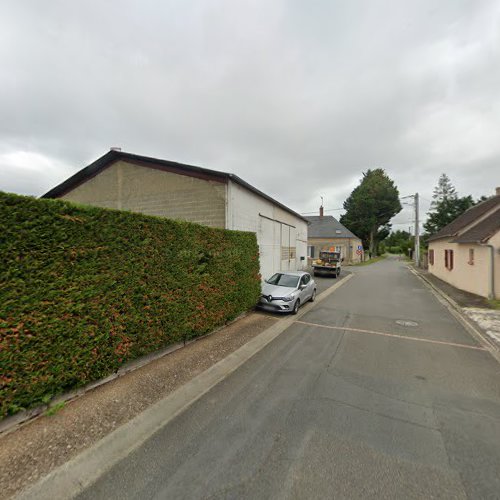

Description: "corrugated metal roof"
305 215 360 239
428 195 500 242
42 150 308 222
452 208 500 243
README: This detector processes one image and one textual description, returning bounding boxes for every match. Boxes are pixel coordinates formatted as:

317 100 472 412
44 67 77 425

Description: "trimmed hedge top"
0 192 261 418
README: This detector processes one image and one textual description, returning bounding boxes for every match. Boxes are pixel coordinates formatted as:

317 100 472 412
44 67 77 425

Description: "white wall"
227 180 308 280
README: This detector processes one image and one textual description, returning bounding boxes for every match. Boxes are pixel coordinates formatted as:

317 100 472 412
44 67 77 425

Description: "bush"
388 246 402 254
0 192 261 418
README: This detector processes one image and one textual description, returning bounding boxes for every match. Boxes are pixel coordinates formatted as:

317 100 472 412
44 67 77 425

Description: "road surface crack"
328 372 435 410
304 395 439 432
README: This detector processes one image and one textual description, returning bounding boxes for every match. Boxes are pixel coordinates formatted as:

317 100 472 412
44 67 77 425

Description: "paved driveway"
78 257 500 499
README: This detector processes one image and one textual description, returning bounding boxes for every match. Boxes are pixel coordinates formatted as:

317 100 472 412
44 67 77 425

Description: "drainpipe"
479 243 495 299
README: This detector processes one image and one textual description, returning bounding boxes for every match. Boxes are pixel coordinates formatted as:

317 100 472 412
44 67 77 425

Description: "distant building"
427 188 500 299
305 206 363 264
43 150 309 280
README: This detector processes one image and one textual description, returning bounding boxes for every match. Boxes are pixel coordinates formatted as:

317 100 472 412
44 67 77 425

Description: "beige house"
43 149 309 280
305 207 363 264
428 189 500 299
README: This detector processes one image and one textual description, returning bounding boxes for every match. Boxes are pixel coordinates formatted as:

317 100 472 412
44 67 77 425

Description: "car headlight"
282 294 295 302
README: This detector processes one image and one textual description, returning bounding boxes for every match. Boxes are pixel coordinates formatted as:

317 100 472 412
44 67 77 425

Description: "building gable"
305 215 360 240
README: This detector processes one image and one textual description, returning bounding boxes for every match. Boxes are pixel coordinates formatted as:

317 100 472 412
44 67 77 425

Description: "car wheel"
292 299 300 314
310 289 316 302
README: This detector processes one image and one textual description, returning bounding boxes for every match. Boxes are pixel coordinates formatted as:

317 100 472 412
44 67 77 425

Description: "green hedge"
0 192 261 418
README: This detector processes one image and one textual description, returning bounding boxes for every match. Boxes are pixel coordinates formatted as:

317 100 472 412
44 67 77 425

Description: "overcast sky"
1 0 499 230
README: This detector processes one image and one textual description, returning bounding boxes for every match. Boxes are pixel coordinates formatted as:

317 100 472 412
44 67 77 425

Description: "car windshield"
266 273 300 288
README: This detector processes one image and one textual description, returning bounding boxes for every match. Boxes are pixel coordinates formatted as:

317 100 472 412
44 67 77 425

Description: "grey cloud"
0 0 498 219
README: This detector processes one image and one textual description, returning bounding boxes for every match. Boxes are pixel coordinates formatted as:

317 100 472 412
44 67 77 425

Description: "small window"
429 249 434 266
307 246 315 258
445 249 454 270
468 248 474 265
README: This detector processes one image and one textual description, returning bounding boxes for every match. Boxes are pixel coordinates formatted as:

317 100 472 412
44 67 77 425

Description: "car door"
305 273 314 299
300 274 311 301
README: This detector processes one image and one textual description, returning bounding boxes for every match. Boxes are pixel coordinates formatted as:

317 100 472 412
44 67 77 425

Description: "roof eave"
42 150 119 199
42 150 308 223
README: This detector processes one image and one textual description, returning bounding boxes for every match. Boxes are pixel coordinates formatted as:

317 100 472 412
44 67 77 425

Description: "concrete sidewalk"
414 267 500 349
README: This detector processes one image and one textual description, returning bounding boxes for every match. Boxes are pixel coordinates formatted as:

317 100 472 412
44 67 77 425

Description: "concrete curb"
17 274 354 500
409 267 500 364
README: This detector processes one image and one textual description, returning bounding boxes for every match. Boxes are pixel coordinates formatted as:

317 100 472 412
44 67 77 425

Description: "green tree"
340 169 402 256
384 230 412 253
424 175 475 235
430 173 457 208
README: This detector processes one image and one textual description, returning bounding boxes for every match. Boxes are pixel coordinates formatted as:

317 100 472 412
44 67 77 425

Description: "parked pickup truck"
312 251 342 278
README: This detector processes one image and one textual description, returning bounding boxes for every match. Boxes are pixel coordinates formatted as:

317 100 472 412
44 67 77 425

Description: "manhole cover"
396 320 419 327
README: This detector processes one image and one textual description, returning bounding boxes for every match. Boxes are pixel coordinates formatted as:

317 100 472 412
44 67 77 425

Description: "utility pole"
401 193 420 266
414 193 420 267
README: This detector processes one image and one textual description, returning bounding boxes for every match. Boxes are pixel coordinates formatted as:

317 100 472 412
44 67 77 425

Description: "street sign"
357 245 363 250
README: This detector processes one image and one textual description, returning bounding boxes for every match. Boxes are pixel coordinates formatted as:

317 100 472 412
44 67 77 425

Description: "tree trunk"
369 228 376 258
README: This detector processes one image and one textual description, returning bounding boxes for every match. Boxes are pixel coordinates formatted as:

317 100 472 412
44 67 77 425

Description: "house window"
429 249 434 266
468 248 474 265
307 246 315 258
445 249 454 270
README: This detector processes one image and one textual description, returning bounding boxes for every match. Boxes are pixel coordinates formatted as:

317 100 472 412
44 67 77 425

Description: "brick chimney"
319 205 324 217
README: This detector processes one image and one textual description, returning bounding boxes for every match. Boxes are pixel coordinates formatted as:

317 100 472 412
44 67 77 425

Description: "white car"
259 271 316 314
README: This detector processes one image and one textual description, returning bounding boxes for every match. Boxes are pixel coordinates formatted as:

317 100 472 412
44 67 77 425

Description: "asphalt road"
311 270 349 295
78 257 500 499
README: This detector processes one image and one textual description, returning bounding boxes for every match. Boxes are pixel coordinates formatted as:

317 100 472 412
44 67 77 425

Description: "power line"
300 207 343 215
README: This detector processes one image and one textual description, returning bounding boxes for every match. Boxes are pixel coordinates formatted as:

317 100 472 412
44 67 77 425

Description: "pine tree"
430 173 457 209
424 174 474 235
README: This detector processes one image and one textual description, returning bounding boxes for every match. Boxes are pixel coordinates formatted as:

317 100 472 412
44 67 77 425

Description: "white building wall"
226 180 308 280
